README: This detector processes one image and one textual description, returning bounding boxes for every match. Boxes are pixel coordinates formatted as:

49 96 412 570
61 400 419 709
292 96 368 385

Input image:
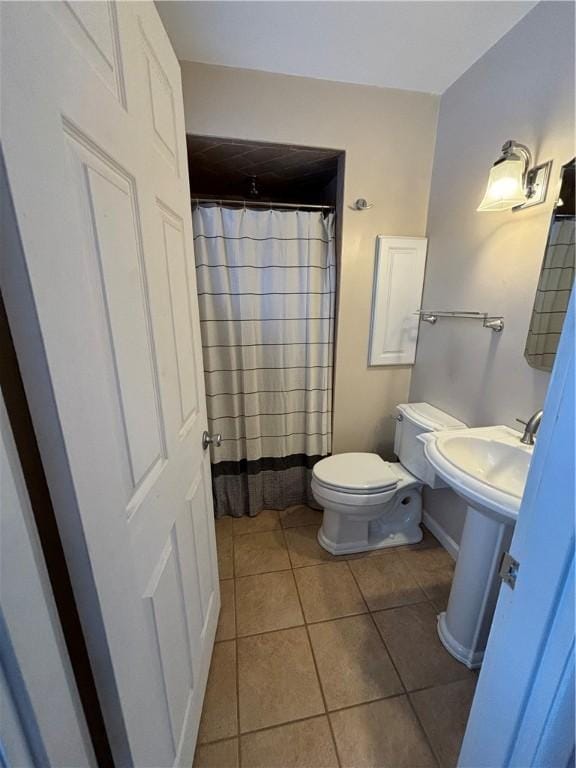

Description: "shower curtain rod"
191 196 335 211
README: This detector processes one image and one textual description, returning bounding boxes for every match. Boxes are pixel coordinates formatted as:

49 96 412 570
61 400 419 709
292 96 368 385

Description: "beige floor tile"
238 627 324 732
233 510 281 536
198 641 238 744
284 525 335 568
399 547 455 611
194 738 239 768
294 562 367 622
411 678 478 768
216 580 236 641
215 516 234 541
234 530 291 577
399 546 454 573
414 566 454 611
348 552 426 610
308 615 402 710
373 602 474 691
279 505 323 529
236 571 303 636
217 536 234 580
241 716 338 768
330 696 436 768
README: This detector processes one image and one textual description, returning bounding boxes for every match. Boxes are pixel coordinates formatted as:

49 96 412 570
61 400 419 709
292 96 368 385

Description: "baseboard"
423 510 459 561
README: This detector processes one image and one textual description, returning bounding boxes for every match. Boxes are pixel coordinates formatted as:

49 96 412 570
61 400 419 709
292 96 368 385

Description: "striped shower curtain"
192 205 335 518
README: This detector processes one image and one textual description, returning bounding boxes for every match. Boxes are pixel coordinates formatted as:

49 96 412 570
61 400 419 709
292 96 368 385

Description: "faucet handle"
515 418 527 426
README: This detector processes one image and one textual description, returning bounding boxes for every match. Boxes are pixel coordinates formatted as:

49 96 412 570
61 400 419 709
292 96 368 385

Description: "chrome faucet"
517 410 543 445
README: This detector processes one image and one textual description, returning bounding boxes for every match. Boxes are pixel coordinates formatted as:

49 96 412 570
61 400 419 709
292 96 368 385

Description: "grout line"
231 532 235 578
283 526 298 570
303 623 343 767
204 710 341 745
322 690 414 717
405 692 443 768
346 564 396 662
229 532 242 768
232 567 242 768
211 596 444 643
235 566 294 579
199 683 466 746
291 559 344 571
289 538 342 768
367 598 431 615
292 559 337 568
346 555 443 765
241 712 336 741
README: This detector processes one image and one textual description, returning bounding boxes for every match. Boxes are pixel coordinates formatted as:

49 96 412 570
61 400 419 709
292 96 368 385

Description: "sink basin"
419 425 534 669
421 426 533 523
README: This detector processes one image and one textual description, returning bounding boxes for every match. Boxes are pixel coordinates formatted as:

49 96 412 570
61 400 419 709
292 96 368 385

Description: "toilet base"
318 523 423 555
312 466 423 556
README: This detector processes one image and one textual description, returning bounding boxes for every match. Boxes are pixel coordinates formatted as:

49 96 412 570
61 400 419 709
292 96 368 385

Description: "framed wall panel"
368 235 427 366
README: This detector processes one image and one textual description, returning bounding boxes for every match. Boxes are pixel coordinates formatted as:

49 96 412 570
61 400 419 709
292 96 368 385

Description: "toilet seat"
311 479 399 509
313 452 399 494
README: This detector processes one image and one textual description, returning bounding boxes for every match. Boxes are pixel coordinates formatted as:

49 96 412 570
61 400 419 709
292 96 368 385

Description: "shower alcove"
187 135 344 519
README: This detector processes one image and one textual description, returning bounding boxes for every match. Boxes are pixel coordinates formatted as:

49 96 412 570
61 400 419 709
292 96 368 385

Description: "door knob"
202 431 222 450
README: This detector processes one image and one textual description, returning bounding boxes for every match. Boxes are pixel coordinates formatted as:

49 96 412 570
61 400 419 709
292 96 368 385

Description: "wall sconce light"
477 140 552 212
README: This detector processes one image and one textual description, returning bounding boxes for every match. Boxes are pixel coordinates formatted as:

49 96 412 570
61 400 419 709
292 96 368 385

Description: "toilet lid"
313 453 398 493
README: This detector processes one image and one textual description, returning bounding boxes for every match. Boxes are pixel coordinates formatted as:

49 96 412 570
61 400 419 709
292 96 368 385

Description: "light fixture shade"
477 156 528 211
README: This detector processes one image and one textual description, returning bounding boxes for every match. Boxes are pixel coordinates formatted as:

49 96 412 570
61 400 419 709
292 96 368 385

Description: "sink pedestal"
438 504 514 669
420 425 532 668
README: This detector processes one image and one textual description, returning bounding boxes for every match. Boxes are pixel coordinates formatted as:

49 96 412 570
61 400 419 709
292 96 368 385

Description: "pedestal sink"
419 426 533 668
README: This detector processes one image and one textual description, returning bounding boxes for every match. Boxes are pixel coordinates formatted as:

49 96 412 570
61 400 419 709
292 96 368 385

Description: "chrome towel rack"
416 310 504 332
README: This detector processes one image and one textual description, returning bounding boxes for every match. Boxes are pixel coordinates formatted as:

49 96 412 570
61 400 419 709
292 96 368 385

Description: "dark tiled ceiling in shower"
187 134 342 204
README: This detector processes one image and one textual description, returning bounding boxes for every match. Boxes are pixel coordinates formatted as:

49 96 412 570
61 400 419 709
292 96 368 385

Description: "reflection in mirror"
525 158 575 371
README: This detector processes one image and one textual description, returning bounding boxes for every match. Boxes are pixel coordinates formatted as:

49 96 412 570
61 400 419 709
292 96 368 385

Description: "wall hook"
350 198 374 211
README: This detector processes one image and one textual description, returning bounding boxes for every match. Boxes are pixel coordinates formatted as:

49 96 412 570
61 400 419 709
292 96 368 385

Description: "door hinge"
499 551 520 589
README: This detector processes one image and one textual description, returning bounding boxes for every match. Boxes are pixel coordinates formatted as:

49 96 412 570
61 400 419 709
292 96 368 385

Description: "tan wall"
409 1 575 544
180 61 439 455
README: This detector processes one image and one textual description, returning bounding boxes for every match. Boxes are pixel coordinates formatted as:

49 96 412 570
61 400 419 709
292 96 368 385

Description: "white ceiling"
156 1 538 95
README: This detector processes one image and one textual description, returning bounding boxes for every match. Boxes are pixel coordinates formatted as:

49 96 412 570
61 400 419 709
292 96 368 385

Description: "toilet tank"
393 402 467 488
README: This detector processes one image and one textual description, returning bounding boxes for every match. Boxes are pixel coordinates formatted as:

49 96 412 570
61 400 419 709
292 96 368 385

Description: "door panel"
65 127 167 493
52 1 127 106
1 2 219 765
158 201 201 430
142 43 180 170
187 466 219 629
145 532 195 757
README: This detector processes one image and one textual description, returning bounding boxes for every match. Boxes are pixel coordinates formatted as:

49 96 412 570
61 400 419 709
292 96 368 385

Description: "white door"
0 393 95 768
459 293 575 766
1 3 219 766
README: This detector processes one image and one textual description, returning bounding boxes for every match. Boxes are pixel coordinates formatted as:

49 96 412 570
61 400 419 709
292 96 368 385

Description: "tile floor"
195 507 477 768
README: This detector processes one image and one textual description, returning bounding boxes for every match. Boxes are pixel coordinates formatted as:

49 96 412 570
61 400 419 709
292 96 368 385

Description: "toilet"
312 402 467 555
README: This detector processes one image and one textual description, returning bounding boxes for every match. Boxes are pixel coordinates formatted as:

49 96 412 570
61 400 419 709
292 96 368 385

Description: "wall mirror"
525 158 575 371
